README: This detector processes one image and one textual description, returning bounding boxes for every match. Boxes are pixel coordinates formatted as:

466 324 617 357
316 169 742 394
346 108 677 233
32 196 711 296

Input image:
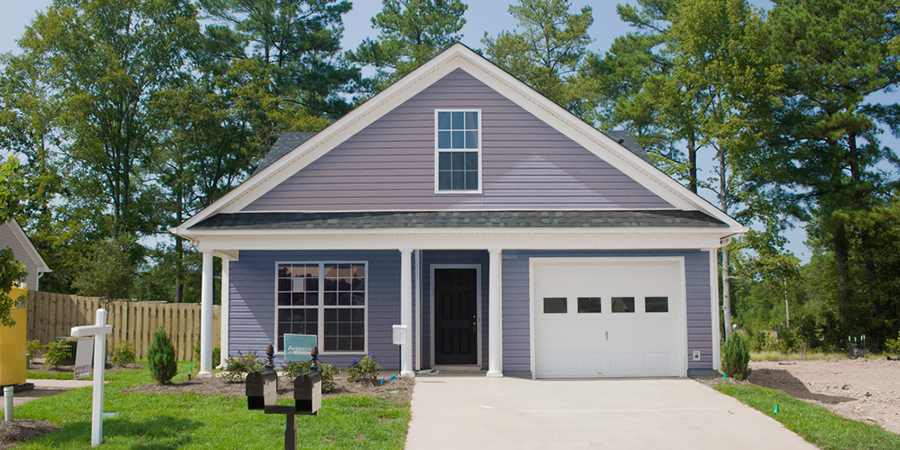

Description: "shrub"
192 339 222 367
147 327 178 384
223 352 265 382
722 332 752 380
282 360 339 393
885 331 900 355
111 341 137 366
43 340 72 369
348 355 381 382
26 339 44 357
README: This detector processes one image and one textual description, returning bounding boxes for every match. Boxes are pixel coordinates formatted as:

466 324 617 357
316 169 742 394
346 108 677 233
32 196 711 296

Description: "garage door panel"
534 259 685 378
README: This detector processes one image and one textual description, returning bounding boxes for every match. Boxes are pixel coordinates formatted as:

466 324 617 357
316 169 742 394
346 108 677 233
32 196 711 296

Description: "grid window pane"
544 297 567 314
451 111 464 128
438 111 451 129
577 297 602 313
645 297 669 313
612 297 635 313
437 110 479 191
465 111 478 129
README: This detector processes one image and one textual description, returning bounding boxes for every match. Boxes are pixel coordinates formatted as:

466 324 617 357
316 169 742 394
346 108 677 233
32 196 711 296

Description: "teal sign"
283 334 317 361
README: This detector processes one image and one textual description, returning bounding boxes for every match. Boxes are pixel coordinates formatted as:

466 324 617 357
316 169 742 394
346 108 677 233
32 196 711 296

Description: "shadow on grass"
749 368 856 404
41 415 202 449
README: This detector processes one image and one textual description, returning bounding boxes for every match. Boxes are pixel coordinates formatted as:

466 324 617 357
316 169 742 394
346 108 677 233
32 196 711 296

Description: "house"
0 220 50 291
172 44 745 379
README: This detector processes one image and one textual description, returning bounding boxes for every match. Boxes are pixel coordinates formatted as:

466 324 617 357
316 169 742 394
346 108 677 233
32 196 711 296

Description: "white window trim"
434 109 483 194
274 261 369 356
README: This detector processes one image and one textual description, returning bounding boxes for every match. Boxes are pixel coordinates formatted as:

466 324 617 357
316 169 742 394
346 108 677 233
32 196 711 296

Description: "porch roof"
188 210 728 231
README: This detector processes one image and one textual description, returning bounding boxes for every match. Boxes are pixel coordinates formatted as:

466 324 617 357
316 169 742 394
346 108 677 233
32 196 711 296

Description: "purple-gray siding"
500 250 714 376
228 250 405 369
243 69 674 212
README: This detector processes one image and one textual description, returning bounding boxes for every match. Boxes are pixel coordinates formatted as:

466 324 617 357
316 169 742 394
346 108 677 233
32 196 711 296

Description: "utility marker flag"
774 404 780 415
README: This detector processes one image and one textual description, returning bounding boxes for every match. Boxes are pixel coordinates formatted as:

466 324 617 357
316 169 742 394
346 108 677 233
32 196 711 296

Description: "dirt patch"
122 372 415 404
696 358 900 434
0 419 59 450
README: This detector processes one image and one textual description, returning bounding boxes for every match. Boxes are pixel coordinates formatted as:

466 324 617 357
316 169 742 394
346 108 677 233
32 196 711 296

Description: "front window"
276 262 366 353
436 110 481 192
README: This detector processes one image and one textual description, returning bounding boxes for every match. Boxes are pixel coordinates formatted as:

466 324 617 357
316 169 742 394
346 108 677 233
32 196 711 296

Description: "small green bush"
147 328 178 384
723 331 752 380
111 341 137 366
223 352 265 382
282 360 339 393
348 355 381 382
192 339 222 366
26 339 44 357
44 340 73 369
885 331 900 355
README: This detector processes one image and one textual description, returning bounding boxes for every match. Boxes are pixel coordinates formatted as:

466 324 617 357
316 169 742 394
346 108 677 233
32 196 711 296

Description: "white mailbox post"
71 309 113 447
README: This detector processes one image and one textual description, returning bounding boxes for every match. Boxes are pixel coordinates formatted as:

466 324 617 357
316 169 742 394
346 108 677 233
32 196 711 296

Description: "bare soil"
696 358 900 434
0 420 59 450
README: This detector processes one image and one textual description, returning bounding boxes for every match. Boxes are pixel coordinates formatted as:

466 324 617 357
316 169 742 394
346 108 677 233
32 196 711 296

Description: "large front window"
276 262 366 353
436 110 481 192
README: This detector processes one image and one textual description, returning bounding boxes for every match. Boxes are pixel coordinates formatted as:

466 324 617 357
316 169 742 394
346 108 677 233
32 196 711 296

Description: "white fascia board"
190 228 732 253
177 48 476 232
6 220 51 273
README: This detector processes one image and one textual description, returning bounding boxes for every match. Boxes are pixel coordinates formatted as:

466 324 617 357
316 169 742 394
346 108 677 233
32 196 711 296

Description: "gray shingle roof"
601 131 653 164
189 210 727 231
252 132 317 176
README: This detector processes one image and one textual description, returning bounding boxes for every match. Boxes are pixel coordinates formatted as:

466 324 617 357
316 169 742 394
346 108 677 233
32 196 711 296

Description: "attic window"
435 110 481 192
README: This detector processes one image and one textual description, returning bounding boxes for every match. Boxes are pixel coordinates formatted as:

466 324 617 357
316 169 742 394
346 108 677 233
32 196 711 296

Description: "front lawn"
13 362 409 449
716 384 900 450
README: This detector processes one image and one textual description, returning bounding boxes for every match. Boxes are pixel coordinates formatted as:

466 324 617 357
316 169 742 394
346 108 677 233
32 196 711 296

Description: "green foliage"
482 0 600 123
884 331 900 355
26 339 44 356
348 355 382 382
0 247 28 327
722 331 751 380
147 328 178 384
193 337 221 365
112 341 137 366
348 0 468 92
282 360 340 393
223 352 266 382
43 340 73 369
71 234 140 300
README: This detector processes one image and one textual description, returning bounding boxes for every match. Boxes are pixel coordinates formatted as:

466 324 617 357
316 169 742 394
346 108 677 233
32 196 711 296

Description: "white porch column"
400 248 414 377
199 251 214 378
487 248 503 377
219 258 230 369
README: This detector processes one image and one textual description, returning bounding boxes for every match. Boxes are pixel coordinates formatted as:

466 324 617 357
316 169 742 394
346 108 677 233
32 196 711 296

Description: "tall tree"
348 0 468 93
748 0 900 339
482 0 599 123
200 0 362 119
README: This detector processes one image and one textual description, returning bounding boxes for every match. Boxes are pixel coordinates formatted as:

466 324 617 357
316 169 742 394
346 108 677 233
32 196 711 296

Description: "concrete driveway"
406 376 817 450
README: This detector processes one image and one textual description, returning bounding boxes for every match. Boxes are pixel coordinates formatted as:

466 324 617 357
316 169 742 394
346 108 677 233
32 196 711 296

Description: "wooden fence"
26 291 220 361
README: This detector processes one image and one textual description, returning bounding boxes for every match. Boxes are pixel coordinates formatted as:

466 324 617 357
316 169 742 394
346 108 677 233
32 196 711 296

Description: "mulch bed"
0 420 59 450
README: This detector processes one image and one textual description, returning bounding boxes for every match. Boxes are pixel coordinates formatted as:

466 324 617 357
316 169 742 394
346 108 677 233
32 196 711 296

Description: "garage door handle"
606 331 608 341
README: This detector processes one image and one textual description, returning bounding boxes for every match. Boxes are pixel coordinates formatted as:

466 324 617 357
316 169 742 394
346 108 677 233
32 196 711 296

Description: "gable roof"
174 44 745 237
2 220 50 273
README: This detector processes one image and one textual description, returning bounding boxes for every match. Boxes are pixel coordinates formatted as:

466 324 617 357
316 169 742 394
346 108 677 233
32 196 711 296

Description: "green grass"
26 370 75 380
14 362 409 449
751 351 848 361
716 384 900 450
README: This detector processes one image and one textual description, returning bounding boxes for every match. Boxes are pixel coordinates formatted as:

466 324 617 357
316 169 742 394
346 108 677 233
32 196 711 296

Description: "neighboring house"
173 44 745 379
0 220 50 291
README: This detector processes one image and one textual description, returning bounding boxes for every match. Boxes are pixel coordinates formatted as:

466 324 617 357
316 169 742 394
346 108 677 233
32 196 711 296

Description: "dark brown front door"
434 268 478 365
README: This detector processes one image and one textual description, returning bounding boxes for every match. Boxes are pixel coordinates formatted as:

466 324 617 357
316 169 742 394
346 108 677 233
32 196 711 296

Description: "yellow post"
0 287 28 386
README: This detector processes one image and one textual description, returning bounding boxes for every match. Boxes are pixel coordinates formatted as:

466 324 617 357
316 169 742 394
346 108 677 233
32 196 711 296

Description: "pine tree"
147 327 178 384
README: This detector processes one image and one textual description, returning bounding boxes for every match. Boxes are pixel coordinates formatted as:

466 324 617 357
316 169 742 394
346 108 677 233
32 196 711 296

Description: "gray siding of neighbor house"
419 250 490 370
243 69 674 212
500 250 713 377
0 223 39 291
229 250 404 370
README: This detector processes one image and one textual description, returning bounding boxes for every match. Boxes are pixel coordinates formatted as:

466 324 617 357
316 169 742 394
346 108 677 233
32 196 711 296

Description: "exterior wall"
229 250 402 370
501 250 713 376
419 250 490 370
243 69 673 212
0 222 39 290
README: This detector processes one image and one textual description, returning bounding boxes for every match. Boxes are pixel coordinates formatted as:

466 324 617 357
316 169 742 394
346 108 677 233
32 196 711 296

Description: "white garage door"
533 258 685 378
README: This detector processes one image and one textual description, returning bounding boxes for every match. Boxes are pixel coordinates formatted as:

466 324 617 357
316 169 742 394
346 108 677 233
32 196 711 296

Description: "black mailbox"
294 371 322 415
246 369 277 410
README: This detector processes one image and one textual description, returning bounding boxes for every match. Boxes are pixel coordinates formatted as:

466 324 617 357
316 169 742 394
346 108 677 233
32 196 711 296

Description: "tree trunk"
719 149 732 340
688 133 697 193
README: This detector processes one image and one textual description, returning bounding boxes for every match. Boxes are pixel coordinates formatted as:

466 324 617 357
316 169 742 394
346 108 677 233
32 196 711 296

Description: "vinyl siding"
229 250 402 369
243 69 673 212
419 250 490 370
501 250 713 375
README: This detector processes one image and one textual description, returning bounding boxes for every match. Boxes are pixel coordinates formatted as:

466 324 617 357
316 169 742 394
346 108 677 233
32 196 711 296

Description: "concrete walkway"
1 379 94 411
406 376 817 450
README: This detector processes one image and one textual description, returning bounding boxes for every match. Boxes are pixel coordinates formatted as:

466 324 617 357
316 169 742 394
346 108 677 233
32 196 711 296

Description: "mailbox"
246 369 277 410
294 371 322 415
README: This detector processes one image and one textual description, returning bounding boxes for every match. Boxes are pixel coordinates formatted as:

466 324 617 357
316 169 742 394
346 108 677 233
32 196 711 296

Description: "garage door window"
577 297 601 313
611 297 635 313
645 296 669 313
543 297 567 313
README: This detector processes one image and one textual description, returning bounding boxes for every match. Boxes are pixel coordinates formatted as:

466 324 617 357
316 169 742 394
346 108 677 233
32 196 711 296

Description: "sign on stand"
71 309 113 447
283 335 316 361
74 337 94 380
